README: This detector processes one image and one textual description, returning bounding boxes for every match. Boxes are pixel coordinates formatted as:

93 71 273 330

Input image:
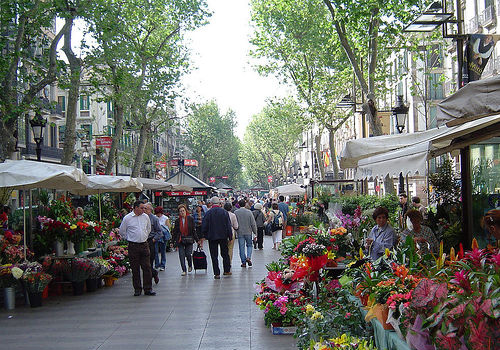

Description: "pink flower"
490 253 500 267
450 270 471 292
279 306 288 315
345 312 351 319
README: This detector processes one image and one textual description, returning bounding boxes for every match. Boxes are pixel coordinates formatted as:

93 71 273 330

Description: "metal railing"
481 6 496 26
467 15 480 33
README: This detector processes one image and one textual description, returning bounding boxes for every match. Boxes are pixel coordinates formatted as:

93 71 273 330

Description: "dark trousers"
147 238 159 281
208 239 231 276
128 241 152 292
257 227 264 249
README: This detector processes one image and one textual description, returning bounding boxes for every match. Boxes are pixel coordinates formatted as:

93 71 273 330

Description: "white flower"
11 267 23 279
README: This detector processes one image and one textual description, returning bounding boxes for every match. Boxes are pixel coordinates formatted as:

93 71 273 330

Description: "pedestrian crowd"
118 194 290 295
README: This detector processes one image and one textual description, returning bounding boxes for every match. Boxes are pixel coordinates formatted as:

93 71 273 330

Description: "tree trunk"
314 133 325 180
131 122 149 177
61 17 82 165
327 128 339 179
105 102 124 174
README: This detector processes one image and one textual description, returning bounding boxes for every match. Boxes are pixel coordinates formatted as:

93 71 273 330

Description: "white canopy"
137 178 174 191
276 183 306 196
0 159 89 190
71 175 143 195
346 115 500 180
437 75 500 127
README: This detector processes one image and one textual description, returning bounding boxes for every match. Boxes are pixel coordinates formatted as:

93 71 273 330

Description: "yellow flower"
305 304 315 314
70 224 77 230
311 311 323 320
359 247 364 259
327 250 336 260
385 248 391 257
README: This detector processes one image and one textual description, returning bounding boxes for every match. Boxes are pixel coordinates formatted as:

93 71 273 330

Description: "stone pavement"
0 236 296 350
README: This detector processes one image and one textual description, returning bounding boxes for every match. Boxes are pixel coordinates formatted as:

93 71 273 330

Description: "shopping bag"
192 245 207 271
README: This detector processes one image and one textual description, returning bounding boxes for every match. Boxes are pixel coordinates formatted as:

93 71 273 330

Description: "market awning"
137 177 174 191
276 183 306 196
345 115 500 180
437 75 500 127
71 175 143 195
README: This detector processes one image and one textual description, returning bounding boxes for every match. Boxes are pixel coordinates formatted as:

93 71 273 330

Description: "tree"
250 0 352 179
185 100 242 184
0 0 68 160
241 98 306 187
86 0 209 175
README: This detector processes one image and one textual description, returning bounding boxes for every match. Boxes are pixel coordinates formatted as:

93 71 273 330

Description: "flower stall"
253 213 500 350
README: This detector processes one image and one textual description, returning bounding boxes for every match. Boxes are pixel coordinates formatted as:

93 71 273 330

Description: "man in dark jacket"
201 196 232 279
145 202 163 285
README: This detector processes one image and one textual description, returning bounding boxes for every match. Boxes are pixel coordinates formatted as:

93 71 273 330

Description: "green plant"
281 233 307 259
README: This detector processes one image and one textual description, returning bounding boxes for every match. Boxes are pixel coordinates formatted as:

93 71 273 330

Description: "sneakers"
223 271 232 276
181 271 187 276
246 258 253 267
214 275 220 279
241 262 246 267
188 266 193 272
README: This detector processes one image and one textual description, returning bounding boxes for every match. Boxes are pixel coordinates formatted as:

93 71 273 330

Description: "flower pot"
55 241 64 256
86 278 99 292
67 241 76 255
28 292 43 308
71 281 85 295
3 287 15 310
373 304 393 330
42 285 49 299
75 241 84 254
103 275 116 287
285 226 293 236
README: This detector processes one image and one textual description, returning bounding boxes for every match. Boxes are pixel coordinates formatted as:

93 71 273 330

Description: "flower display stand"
270 324 297 335
3 287 15 310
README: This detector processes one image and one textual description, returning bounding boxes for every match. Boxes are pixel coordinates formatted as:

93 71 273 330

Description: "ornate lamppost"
29 113 47 162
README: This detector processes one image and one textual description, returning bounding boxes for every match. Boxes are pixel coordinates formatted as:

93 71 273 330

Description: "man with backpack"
266 203 284 250
278 195 289 239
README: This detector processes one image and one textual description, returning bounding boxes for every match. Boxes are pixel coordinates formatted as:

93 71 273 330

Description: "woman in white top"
266 203 283 250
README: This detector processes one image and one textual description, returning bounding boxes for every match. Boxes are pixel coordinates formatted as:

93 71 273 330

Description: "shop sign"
165 191 207 196
209 177 216 183
267 175 273 183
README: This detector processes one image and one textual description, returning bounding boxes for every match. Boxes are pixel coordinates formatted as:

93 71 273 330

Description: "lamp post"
392 96 409 194
29 113 47 162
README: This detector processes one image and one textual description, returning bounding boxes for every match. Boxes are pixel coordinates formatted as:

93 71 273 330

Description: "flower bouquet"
61 257 93 282
0 264 23 288
22 271 52 293
309 334 377 350
88 257 111 279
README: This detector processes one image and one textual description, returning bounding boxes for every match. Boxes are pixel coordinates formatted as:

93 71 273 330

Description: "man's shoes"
181 271 187 276
134 290 142 296
241 262 246 267
246 258 253 267
154 275 159 284
159 267 165 271
259 248 263 250
223 271 232 276
188 266 193 272
214 275 220 279
144 291 156 296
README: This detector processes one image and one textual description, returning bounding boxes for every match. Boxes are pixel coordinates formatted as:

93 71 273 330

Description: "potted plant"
61 258 93 295
0 264 23 310
22 271 52 307
86 258 110 292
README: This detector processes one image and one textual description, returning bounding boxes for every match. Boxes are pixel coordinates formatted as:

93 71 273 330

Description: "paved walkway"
0 236 296 350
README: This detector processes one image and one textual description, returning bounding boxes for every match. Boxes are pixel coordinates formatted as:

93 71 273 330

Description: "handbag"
181 236 194 245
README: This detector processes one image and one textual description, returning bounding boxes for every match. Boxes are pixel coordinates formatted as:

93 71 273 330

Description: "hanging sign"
95 136 112 175
209 177 216 183
267 175 273 183
155 161 167 181
463 34 500 85
165 191 208 196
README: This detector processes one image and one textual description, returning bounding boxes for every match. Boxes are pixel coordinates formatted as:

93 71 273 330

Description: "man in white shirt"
119 200 155 296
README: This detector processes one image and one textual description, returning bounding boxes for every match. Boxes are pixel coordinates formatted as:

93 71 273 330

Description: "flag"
323 151 330 168
463 34 499 85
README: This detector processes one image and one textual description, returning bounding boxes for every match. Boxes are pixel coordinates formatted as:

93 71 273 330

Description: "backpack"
271 210 283 231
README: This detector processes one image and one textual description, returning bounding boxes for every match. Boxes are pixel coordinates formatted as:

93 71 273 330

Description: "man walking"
235 199 257 267
201 196 232 279
145 202 162 285
278 195 289 238
119 201 156 296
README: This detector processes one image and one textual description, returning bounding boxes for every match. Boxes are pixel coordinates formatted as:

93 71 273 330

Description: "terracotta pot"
103 275 116 287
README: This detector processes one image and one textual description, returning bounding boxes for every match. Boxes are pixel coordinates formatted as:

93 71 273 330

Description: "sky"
181 0 290 139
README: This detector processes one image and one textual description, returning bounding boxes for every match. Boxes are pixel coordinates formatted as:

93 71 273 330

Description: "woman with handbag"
171 204 198 276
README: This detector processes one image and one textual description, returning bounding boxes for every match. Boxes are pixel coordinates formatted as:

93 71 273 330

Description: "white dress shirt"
119 211 151 243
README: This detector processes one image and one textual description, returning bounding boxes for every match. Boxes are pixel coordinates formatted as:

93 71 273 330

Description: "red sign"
209 177 215 183
96 136 113 175
267 175 273 183
221 176 228 179
375 185 380 192
169 159 199 167
165 191 208 196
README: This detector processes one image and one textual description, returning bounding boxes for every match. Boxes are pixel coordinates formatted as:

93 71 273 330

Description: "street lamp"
404 1 453 33
392 96 409 194
29 113 47 162
392 95 409 133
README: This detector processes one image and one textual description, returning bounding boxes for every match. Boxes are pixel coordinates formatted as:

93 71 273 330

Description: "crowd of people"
118 195 290 296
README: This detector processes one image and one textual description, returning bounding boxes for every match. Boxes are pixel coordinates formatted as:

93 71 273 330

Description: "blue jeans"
238 235 253 263
154 241 166 268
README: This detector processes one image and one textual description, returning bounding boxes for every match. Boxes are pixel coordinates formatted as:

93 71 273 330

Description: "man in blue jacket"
201 196 233 279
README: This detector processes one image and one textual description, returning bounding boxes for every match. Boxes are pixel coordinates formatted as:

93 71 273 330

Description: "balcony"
467 16 480 33
481 6 496 27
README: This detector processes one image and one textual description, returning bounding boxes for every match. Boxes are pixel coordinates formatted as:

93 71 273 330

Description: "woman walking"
267 203 283 250
171 204 198 276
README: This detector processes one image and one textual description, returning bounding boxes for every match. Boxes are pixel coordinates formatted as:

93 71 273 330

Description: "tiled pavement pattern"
0 235 296 350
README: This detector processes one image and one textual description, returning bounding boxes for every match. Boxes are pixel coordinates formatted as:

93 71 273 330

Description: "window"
81 124 92 140
80 95 90 110
58 96 66 112
427 45 443 68
50 125 57 148
107 101 113 119
58 126 65 142
429 73 444 100
429 106 437 128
